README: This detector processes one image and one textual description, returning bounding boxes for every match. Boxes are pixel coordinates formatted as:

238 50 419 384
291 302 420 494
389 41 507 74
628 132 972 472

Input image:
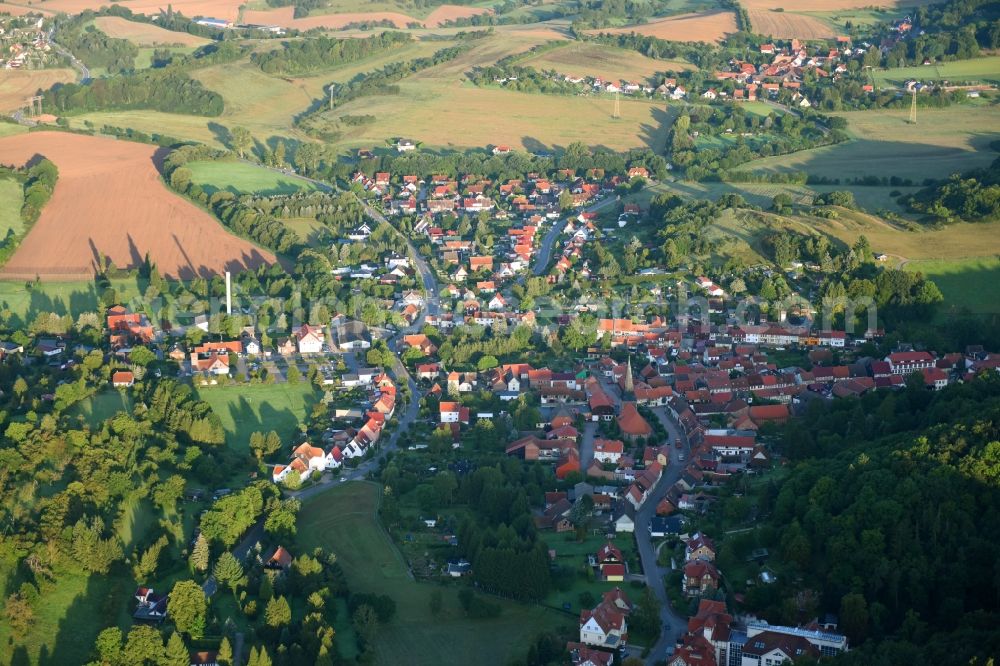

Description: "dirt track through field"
0 132 276 280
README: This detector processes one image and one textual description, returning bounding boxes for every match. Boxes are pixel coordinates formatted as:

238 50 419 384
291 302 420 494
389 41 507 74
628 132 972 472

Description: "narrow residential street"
532 196 618 275
636 407 690 665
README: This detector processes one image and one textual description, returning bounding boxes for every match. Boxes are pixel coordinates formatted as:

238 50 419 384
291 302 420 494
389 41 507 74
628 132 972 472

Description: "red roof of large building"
618 402 652 436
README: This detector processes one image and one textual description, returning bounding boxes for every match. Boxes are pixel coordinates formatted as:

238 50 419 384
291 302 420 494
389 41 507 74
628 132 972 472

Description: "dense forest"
252 31 411 75
903 157 1000 222
757 374 1000 665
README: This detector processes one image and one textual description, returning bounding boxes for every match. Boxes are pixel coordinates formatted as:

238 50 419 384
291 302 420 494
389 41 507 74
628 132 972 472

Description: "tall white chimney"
225 271 232 315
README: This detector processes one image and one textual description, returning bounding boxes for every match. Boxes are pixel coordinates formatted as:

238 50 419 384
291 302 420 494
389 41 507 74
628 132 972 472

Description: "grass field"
194 382 318 453
69 390 135 426
283 217 331 246
742 105 1000 183
708 205 1000 266
187 160 320 195
631 179 916 214
93 16 212 47
905 256 1000 314
71 40 452 148
872 56 1000 85
0 277 142 325
520 41 693 81
0 177 23 238
297 482 572 666
318 81 673 152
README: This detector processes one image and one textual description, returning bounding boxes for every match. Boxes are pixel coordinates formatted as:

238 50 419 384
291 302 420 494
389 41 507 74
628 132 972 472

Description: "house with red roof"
111 370 135 388
683 559 720 597
593 438 624 464
567 642 613 666
618 402 652 441
579 599 628 649
886 351 935 374
295 324 325 354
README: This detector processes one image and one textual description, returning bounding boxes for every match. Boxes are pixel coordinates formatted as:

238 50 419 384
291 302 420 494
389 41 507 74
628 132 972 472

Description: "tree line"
252 31 412 75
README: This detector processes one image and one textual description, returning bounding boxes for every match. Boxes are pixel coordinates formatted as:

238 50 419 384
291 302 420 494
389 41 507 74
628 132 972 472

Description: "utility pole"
328 85 334 111
612 90 620 120
908 87 917 124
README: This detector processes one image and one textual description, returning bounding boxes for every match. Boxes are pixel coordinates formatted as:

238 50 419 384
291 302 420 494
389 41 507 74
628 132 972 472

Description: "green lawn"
0 177 23 238
194 382 318 453
297 482 572 666
873 56 1000 85
68 390 135 427
906 256 1000 315
0 278 143 329
186 160 321 196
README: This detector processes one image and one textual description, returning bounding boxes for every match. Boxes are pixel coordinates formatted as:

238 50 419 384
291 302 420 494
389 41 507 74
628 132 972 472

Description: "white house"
579 602 627 649
593 438 624 464
295 324 325 354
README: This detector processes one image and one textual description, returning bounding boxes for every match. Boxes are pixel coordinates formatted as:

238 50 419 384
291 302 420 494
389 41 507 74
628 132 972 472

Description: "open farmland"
0 69 76 112
0 132 275 280
186 160 321 195
297 482 571 666
243 4 491 30
92 16 211 46
747 8 837 39
587 10 738 43
69 39 452 147
873 56 1000 85
521 41 693 81
740 105 1000 183
318 82 673 152
0 0 244 19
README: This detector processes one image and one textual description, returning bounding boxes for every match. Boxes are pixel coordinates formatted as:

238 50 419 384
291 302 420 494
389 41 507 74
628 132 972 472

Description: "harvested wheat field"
589 10 738 43
0 69 76 112
0 132 275 280
747 8 836 38
93 16 212 47
2 0 244 20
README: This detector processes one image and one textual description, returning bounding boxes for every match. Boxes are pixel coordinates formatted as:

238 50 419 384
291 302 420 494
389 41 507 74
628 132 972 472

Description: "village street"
532 196 618 275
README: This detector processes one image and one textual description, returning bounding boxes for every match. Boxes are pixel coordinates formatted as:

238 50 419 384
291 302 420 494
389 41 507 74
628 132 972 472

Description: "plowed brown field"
0 132 275 280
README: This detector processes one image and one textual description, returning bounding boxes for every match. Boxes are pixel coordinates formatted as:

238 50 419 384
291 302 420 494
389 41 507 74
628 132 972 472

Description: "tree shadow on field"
208 122 232 150
41 571 130 666
151 146 172 174
639 105 672 153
